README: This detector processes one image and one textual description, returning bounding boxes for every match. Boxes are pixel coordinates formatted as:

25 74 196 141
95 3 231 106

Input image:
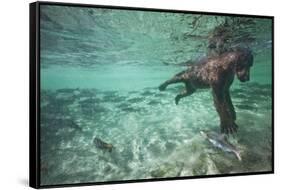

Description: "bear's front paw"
221 121 238 134
175 95 181 105
159 83 167 91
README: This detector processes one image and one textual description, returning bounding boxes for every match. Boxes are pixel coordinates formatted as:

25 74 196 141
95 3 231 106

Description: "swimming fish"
200 130 242 161
93 137 114 152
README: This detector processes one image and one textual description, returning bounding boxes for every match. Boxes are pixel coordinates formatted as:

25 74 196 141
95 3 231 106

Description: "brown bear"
159 47 254 134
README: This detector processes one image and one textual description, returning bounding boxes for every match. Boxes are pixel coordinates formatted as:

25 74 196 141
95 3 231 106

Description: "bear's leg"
175 83 196 105
212 86 238 134
159 71 187 91
225 91 236 120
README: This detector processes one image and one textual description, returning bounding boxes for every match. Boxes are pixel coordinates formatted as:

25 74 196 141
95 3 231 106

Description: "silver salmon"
200 130 242 161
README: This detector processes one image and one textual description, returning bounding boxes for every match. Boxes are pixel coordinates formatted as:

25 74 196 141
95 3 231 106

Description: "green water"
39 5 273 186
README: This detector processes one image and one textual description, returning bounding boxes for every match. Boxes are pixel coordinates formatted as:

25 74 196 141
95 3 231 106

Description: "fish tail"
234 151 242 161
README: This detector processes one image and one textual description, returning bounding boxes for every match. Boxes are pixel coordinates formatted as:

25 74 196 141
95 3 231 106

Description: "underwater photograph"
39 4 273 186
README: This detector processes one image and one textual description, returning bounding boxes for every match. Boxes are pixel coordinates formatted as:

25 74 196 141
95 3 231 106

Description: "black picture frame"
29 1 274 189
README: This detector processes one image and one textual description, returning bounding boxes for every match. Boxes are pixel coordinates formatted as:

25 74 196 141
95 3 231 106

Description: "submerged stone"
147 100 160 105
150 161 184 178
127 97 145 103
56 88 78 93
140 90 155 96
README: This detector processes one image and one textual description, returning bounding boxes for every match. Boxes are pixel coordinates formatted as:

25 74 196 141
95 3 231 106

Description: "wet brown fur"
159 47 253 134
